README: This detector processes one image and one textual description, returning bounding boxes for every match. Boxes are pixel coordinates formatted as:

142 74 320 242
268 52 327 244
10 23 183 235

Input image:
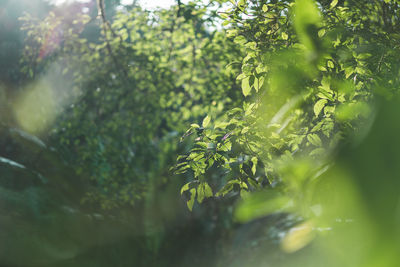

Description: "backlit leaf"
187 188 196 211
202 115 211 128
242 76 251 96
314 99 328 116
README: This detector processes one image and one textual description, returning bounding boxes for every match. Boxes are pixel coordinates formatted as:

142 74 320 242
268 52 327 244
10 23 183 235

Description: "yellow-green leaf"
253 77 264 92
251 157 258 175
197 184 205 203
318 28 326 37
214 121 229 129
330 0 338 8
242 76 251 96
202 115 211 128
204 182 213 197
181 182 191 195
198 182 213 204
238 0 246 9
314 99 328 116
187 188 196 211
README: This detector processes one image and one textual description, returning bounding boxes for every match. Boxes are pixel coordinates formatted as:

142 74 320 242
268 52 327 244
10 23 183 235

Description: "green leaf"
324 105 335 114
236 73 246 80
314 99 328 116
234 35 247 45
216 179 240 197
308 133 322 146
240 181 248 190
175 164 190 174
262 4 268 12
219 141 232 152
222 20 231 26
238 0 246 9
355 67 366 75
242 76 251 96
330 0 338 8
216 184 233 197
281 32 288 40
318 28 326 37
220 12 229 19
344 67 354 79
251 157 258 175
214 121 229 129
202 115 211 128
197 184 205 203
247 178 260 189
181 182 191 195
196 142 208 148
187 188 196 211
204 182 213 197
197 182 213 204
253 77 264 92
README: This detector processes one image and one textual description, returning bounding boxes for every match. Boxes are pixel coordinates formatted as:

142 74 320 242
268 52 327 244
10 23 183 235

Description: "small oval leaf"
242 76 251 96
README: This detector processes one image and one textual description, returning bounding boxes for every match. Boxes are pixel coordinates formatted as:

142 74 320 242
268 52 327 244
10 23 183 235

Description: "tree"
19 1 243 210
178 0 399 212
176 0 400 265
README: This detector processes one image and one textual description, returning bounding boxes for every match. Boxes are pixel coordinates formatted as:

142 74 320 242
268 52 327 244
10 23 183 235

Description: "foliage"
19 1 243 209
172 1 400 266
176 0 400 237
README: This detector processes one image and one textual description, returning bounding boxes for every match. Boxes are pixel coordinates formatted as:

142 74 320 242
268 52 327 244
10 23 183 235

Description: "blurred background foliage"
1 0 400 266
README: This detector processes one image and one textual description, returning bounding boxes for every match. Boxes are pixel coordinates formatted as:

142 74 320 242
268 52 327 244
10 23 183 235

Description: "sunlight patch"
14 79 57 134
13 62 75 135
